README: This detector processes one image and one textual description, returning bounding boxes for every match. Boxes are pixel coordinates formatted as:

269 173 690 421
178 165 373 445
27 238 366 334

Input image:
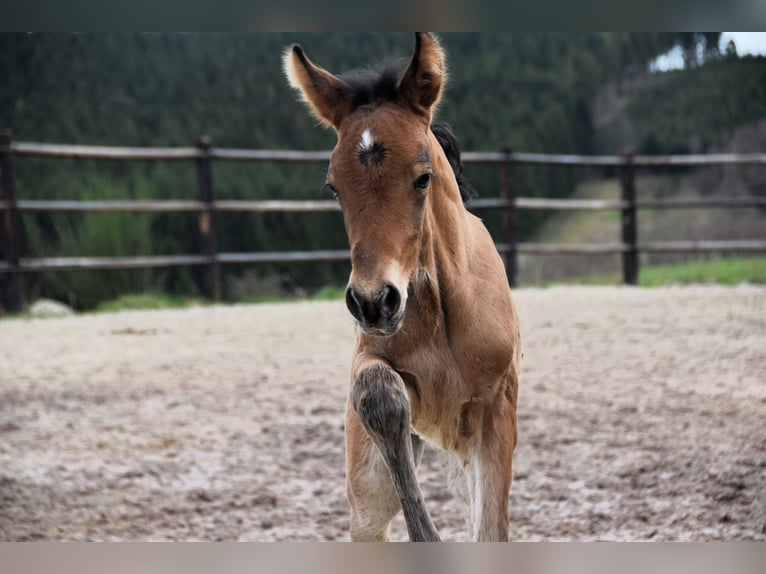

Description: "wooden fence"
2 130 766 313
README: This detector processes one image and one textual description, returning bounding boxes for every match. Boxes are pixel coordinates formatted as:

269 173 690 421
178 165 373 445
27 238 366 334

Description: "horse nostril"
345 286 364 322
346 284 401 327
380 284 401 320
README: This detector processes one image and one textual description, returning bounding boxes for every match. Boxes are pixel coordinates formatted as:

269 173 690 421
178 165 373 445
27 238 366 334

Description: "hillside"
594 55 766 154
1 33 764 308
522 119 766 285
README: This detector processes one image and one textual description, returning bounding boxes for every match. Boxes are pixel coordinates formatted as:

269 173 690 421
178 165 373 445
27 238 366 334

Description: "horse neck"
412 170 469 331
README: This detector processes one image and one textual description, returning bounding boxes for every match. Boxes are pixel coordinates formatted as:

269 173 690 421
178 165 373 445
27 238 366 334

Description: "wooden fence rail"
2 131 766 313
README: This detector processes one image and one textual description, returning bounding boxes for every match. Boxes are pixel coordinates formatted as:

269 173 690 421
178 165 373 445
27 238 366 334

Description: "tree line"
1 33 763 308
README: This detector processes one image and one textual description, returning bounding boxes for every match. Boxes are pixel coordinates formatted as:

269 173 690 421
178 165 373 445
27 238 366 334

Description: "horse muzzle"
345 282 406 336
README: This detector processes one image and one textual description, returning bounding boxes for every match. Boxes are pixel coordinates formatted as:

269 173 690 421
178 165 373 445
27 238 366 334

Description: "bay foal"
284 33 521 541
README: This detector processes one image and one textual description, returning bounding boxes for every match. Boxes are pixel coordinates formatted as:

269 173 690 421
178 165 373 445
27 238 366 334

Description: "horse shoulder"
454 216 520 394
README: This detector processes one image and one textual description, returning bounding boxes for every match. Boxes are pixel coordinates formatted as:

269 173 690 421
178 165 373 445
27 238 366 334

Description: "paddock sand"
1 285 765 541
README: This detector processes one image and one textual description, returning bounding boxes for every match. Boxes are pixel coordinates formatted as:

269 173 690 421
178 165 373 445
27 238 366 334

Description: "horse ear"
398 33 446 120
283 44 350 129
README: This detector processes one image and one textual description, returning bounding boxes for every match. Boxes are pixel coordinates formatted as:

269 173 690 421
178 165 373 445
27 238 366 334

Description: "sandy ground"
1 285 765 541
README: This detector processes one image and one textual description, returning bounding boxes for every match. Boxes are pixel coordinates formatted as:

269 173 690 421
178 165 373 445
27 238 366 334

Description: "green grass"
235 295 290 305
311 286 346 301
639 257 766 286
91 285 347 314
6 258 762 319
561 257 766 287
235 286 346 305
94 292 206 312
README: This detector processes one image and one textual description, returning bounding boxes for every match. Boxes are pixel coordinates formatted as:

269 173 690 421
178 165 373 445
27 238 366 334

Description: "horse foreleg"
349 363 440 542
464 376 518 541
345 411 427 541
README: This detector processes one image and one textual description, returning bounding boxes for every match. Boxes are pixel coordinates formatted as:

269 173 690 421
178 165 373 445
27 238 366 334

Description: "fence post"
620 149 638 285
499 145 517 287
195 135 220 301
0 131 24 313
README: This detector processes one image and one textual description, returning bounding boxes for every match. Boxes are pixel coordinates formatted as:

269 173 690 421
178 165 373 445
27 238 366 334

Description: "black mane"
339 64 477 206
429 123 477 205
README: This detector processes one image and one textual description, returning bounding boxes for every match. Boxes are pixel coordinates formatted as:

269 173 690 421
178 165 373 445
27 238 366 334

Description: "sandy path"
1 286 764 541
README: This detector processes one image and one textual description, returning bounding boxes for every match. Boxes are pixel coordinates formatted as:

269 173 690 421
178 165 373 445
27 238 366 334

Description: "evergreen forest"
1 33 765 308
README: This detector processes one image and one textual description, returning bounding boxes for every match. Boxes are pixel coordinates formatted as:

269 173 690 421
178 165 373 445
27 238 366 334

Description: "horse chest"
387 333 511 450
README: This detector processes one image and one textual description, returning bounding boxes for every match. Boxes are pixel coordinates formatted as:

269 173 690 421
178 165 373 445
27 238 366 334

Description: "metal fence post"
499 145 517 287
195 135 220 301
620 150 638 285
0 131 24 313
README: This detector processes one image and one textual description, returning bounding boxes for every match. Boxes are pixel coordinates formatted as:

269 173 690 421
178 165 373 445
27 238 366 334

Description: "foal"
284 33 521 542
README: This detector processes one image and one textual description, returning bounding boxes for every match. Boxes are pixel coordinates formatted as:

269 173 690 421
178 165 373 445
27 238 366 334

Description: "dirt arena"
1 285 764 541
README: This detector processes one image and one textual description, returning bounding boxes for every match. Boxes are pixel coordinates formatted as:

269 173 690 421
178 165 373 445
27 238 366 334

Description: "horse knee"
351 365 410 446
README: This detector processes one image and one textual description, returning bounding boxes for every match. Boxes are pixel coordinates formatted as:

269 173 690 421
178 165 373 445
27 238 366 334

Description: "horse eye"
414 173 431 190
323 183 339 199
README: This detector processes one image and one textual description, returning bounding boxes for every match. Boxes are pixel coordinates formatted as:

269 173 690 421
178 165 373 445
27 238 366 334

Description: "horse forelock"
335 62 474 206
338 61 406 111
